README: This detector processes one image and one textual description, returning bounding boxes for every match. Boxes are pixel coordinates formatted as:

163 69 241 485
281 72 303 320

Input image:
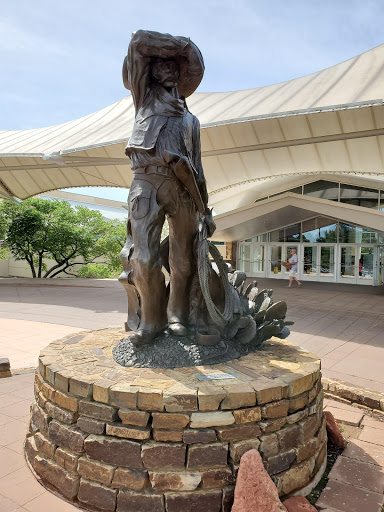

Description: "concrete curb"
322 377 384 412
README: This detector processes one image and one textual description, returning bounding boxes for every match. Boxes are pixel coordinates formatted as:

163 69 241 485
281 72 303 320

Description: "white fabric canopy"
2 43 384 212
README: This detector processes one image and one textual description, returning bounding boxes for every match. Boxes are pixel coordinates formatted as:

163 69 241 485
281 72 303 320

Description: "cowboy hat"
122 32 204 98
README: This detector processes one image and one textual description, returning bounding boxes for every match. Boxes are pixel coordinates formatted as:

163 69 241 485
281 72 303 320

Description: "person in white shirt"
288 248 301 288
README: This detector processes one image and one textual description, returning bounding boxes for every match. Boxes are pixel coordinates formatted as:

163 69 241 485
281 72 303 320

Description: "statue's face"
151 59 179 89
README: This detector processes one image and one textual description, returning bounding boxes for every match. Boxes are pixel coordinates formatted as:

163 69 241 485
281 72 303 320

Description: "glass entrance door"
358 246 374 283
340 246 356 281
269 246 282 277
320 246 336 281
303 246 318 278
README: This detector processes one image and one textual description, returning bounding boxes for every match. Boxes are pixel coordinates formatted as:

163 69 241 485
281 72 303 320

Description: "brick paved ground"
317 399 384 511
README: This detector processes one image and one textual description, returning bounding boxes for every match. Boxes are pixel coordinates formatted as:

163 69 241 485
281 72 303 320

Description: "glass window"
270 246 282 274
339 224 378 244
287 186 303 194
238 245 251 272
340 184 379 209
358 247 374 279
269 223 300 242
244 234 268 242
302 217 337 243
252 245 264 273
303 246 317 276
320 246 335 277
340 247 356 278
303 180 339 201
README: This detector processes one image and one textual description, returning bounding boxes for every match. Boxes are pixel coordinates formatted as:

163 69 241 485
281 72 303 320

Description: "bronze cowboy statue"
119 30 290 352
120 30 216 348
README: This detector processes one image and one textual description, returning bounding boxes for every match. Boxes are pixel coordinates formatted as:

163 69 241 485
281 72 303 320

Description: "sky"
1 0 384 201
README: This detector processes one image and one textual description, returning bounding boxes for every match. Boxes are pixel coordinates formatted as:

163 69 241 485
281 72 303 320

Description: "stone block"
54 370 71 393
277 424 303 450
288 373 314 397
163 385 198 412
93 379 113 404
283 496 318 511
190 411 234 428
229 439 261 464
287 409 308 425
34 370 43 390
0 357 11 377
45 401 77 425
276 460 312 495
34 431 56 458
153 430 183 442
78 457 115 485
119 408 150 427
201 468 234 488
37 392 48 410
54 447 79 472
112 468 148 490
149 471 201 492
220 383 256 410
31 402 51 436
152 412 190 429
79 400 118 422
110 384 139 409
40 381 56 402
300 414 321 442
295 437 319 464
117 490 164 512
289 392 309 413
25 436 38 467
69 377 93 398
308 379 321 404
253 381 282 405
259 417 287 433
106 423 151 441
78 479 117 511
48 420 87 454
54 390 78 412
325 405 363 427
84 434 143 469
137 388 164 412
198 385 227 411
34 455 80 500
77 416 105 435
216 423 261 442
259 433 279 458
262 399 290 419
187 443 228 468
165 490 222 512
233 406 261 424
183 429 217 444
266 449 296 475
222 486 235 512
141 442 186 469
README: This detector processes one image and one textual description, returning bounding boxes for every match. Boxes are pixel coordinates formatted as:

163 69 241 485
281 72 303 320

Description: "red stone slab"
343 439 384 467
359 426 384 446
316 480 384 512
328 455 384 494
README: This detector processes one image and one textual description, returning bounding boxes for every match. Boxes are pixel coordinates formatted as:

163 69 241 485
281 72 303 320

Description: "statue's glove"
204 208 216 238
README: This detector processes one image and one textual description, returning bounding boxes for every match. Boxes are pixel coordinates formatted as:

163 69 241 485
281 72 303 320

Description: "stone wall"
25 329 326 512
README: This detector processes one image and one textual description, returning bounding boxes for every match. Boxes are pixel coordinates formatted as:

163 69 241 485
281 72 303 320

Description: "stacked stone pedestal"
26 327 326 512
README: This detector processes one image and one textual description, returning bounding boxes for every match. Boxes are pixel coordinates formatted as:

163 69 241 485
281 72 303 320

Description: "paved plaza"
0 277 383 393
0 277 383 511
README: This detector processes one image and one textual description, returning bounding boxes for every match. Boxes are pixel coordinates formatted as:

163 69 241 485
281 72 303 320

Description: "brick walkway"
317 399 384 511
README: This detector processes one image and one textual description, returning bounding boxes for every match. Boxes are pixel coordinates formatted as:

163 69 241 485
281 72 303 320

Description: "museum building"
1 43 384 285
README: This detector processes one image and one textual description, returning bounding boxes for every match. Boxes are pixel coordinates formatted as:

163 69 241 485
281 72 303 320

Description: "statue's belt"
133 165 171 176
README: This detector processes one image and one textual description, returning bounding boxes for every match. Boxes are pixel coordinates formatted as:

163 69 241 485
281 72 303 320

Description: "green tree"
0 198 126 278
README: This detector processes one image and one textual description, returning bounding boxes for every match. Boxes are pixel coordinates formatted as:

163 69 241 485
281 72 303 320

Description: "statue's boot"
129 329 158 348
168 322 188 337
